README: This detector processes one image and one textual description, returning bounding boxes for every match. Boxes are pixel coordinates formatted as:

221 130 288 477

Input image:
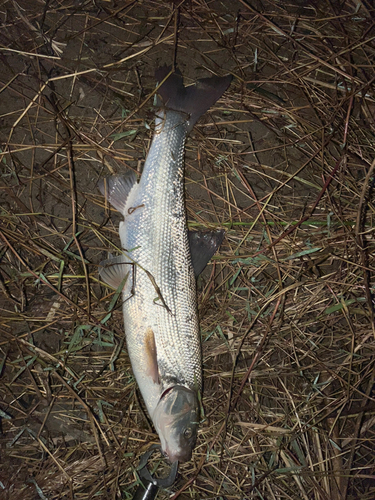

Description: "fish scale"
99 67 231 462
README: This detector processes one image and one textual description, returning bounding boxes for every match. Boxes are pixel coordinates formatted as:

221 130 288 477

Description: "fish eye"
183 427 193 439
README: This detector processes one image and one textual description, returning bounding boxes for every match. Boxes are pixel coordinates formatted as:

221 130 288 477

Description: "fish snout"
164 445 192 464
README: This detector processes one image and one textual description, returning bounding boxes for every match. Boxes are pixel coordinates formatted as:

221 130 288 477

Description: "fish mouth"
164 445 192 464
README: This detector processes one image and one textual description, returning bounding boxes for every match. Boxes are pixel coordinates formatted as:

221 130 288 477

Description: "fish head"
153 385 199 463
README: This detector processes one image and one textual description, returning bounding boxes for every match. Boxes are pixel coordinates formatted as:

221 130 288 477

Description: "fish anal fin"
189 230 225 277
99 255 133 297
98 172 138 215
144 328 159 384
155 66 232 133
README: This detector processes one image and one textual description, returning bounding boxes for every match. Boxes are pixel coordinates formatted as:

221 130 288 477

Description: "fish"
98 66 232 463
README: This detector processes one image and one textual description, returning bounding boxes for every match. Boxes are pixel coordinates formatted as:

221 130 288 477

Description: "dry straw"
0 0 375 499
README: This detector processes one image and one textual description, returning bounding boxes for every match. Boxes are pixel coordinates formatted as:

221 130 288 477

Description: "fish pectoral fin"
99 255 133 296
144 328 160 384
98 172 138 215
189 230 225 277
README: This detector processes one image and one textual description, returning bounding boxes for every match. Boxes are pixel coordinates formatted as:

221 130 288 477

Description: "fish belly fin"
155 66 232 133
144 327 160 384
99 254 133 296
98 172 138 215
189 229 225 277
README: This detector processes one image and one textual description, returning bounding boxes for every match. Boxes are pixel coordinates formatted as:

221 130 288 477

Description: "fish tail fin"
155 66 232 133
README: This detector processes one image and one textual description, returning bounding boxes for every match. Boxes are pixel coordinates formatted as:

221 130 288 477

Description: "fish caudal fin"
98 172 137 215
155 66 232 133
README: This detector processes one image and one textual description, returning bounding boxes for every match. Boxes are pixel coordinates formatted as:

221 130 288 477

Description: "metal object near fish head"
153 386 199 463
133 444 178 500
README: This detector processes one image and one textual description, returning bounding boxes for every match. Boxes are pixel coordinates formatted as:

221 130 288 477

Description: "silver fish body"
99 68 231 462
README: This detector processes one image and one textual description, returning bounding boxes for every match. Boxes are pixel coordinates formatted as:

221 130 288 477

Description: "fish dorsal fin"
155 66 232 133
189 230 225 277
98 172 137 215
99 254 133 293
